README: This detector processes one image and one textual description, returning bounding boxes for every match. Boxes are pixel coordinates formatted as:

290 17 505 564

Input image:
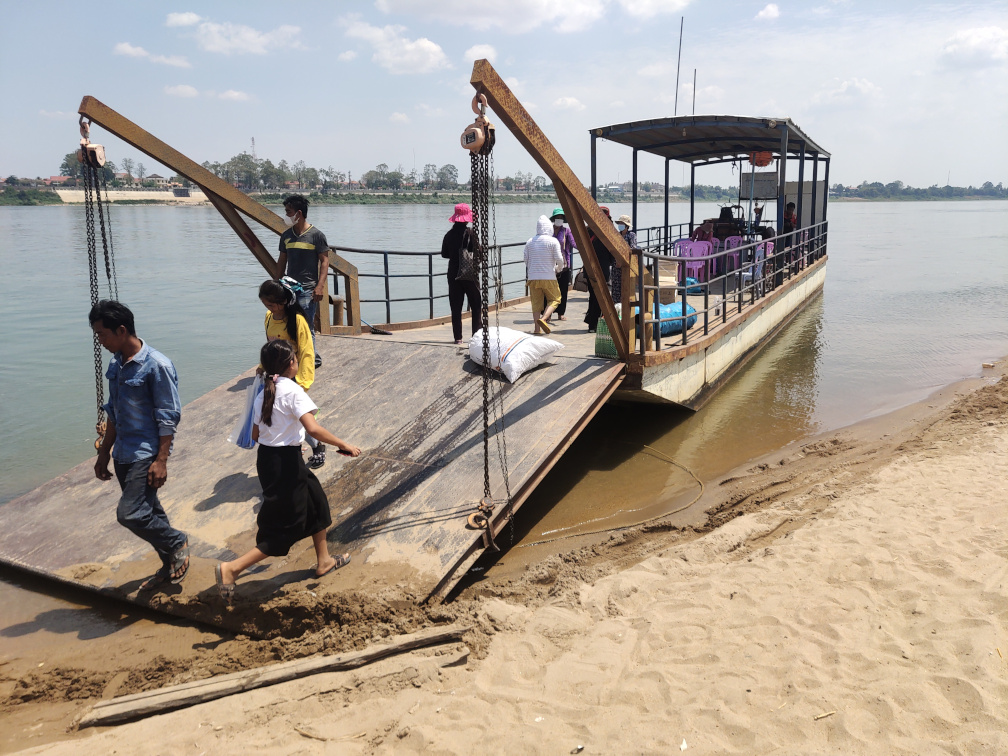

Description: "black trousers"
585 279 605 330
448 276 482 342
555 268 572 316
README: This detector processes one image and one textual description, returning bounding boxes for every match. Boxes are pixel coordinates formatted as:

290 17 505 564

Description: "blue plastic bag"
657 301 698 335
684 277 704 295
227 374 264 449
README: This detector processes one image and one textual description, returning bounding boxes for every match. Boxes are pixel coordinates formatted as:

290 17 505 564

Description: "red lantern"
749 151 772 167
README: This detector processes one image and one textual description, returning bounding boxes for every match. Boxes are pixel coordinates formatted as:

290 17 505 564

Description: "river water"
1 200 1006 670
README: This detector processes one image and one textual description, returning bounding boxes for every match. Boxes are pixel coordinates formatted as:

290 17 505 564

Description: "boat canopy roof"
591 115 830 166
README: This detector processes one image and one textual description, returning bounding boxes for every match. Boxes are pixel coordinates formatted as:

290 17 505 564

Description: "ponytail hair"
259 279 308 344
259 339 297 426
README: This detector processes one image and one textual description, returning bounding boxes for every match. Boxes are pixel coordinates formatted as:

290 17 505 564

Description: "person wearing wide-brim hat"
440 203 482 345
610 215 638 304
549 207 577 321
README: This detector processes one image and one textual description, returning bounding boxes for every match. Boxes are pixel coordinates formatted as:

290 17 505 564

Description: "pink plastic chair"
686 240 712 282
723 235 743 273
671 238 691 282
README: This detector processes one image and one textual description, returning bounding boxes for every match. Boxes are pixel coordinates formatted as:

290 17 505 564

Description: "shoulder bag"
456 228 478 283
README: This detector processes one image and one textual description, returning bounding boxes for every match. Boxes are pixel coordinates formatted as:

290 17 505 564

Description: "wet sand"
2 365 1006 754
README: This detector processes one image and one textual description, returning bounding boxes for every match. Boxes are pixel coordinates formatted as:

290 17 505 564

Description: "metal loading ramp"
0 335 623 614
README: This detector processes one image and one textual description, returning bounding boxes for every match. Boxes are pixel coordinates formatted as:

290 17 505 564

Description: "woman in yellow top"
259 279 324 466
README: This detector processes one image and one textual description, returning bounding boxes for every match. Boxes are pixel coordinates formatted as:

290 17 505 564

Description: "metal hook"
471 92 488 117
79 115 91 142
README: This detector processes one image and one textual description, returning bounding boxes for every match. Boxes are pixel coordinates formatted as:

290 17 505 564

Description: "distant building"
147 174 169 187
115 172 132 183
45 176 73 186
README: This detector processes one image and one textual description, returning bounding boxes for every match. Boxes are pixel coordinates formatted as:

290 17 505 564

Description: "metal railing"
321 219 826 355
632 220 828 354
327 241 583 326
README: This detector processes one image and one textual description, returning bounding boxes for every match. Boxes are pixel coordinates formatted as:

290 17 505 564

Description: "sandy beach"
3 367 1006 754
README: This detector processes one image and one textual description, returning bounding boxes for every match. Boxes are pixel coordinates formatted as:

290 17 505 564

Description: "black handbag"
456 228 478 283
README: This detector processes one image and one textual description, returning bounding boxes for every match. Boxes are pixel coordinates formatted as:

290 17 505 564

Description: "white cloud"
374 0 605 34
192 21 302 55
343 18 450 74
812 77 882 105
38 110 76 119
554 96 586 111
114 42 147 58
390 112 411 123
616 0 689 19
218 90 250 101
417 103 446 117
164 84 199 98
113 42 190 67
756 4 780 20
166 12 201 27
337 50 357 62
464 44 497 63
940 26 1008 69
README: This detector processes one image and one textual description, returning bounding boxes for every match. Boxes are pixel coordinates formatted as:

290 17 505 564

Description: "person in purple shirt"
90 300 189 590
550 207 577 321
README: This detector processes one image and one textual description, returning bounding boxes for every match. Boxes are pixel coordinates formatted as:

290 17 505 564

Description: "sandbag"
468 326 564 383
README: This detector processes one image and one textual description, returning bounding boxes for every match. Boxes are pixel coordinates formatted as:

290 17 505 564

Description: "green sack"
594 316 619 359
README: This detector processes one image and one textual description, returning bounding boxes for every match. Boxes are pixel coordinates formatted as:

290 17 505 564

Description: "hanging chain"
464 95 512 548
97 169 118 300
487 151 514 545
471 150 491 502
81 149 118 447
82 161 105 435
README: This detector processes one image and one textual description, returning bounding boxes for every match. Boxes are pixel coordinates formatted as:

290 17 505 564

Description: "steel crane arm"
468 60 636 361
77 96 286 276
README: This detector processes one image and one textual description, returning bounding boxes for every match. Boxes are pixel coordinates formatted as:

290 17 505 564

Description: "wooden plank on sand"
78 623 468 728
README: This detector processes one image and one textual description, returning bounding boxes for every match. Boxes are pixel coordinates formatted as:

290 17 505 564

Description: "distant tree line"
832 181 1007 199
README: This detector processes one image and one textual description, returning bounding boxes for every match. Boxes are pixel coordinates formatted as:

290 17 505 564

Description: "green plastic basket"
594 316 619 359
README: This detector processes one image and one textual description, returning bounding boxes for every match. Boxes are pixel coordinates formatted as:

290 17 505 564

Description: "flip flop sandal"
306 444 326 469
139 566 171 591
215 564 235 603
169 540 190 584
316 553 351 577
536 318 552 334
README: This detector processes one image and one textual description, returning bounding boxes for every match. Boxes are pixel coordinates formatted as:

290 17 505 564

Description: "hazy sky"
1 1 1005 188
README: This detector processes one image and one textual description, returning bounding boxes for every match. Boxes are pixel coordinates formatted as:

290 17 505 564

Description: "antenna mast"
251 137 256 160
674 17 684 117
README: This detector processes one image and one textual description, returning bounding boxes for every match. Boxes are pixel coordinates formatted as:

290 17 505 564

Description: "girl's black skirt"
255 444 332 557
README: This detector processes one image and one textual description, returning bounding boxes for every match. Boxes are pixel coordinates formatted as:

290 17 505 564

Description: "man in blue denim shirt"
90 300 189 590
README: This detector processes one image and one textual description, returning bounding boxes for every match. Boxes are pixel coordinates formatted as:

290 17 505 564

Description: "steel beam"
77 95 360 334
78 96 284 236
469 61 635 273
555 186 630 360
470 59 635 360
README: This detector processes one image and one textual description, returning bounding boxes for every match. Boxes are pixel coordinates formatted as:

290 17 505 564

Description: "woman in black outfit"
441 203 483 345
584 205 614 332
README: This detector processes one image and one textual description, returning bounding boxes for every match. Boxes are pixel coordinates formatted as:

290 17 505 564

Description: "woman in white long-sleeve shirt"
523 215 566 334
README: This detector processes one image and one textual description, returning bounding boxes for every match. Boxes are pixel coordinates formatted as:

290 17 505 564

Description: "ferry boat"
0 64 831 609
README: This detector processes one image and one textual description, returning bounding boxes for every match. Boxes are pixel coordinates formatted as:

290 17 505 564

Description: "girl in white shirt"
215 340 360 601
